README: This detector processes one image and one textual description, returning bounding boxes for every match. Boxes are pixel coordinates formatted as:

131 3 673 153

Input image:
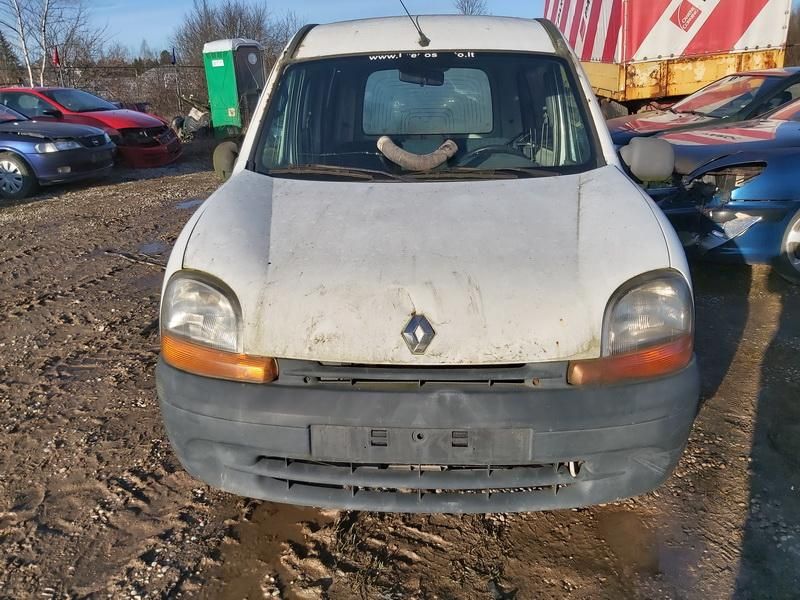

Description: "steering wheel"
453 144 530 167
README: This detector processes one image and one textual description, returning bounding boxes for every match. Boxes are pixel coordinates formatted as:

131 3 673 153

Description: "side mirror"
42 109 63 119
619 137 675 183
212 141 240 182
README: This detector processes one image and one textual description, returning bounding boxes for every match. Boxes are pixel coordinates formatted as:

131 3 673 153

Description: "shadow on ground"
736 270 800 598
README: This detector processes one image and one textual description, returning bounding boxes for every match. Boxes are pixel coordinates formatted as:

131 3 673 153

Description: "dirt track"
1 153 799 599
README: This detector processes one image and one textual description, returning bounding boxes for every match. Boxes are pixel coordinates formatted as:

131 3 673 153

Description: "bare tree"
454 0 488 15
172 0 299 65
0 0 106 86
0 0 35 85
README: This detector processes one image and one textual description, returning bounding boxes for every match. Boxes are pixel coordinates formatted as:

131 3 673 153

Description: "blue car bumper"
25 145 115 185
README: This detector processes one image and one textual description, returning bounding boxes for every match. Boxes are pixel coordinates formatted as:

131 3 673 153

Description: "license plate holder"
310 426 533 464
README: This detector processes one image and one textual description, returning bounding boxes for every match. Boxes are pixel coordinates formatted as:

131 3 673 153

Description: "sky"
91 0 546 53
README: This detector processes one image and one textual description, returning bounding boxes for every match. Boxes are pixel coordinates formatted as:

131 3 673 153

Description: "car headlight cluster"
162 278 239 352
34 140 82 153
603 271 693 356
568 270 694 385
160 274 277 383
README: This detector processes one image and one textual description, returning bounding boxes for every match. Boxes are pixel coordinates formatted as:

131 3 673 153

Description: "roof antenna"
399 0 430 47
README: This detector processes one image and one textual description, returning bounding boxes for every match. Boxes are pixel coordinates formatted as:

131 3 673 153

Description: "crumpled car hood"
608 110 717 145
180 167 671 365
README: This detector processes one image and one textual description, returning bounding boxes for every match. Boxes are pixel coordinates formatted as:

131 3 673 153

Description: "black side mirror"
212 141 240 182
42 109 63 119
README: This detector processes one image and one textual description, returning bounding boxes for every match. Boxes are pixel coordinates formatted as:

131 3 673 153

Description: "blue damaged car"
650 98 800 285
0 104 114 200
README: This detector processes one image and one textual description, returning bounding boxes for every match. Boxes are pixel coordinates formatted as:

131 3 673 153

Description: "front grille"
119 126 171 147
79 134 107 148
240 456 586 495
277 359 568 389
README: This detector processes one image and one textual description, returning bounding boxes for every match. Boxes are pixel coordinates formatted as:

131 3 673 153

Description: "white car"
157 16 699 513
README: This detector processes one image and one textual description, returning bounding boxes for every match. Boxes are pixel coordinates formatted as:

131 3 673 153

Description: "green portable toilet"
202 38 266 136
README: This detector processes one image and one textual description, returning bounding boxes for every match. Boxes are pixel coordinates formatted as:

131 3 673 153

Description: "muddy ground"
1 150 799 600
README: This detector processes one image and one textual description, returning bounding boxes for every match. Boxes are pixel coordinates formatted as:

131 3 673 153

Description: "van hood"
181 167 672 365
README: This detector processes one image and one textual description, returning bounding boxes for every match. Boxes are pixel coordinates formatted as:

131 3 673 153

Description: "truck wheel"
0 153 38 200
775 209 800 285
213 141 239 182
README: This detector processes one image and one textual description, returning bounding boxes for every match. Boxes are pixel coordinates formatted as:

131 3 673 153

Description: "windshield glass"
40 88 117 113
254 53 596 180
764 97 800 121
0 104 28 123
672 75 777 118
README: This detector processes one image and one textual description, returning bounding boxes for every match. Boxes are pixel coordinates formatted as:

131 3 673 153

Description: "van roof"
294 16 556 60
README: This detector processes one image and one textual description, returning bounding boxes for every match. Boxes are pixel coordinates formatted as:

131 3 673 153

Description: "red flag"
52 46 60 67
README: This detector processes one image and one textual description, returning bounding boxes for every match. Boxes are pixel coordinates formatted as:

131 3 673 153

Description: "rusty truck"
545 0 800 112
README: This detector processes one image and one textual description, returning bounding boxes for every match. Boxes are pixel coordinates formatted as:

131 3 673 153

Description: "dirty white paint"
171 16 689 366
294 17 556 59
176 166 678 365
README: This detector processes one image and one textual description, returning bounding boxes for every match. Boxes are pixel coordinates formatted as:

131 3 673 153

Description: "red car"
0 87 181 168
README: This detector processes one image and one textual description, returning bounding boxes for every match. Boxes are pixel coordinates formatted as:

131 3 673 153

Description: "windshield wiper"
670 107 708 117
406 167 555 180
264 164 401 181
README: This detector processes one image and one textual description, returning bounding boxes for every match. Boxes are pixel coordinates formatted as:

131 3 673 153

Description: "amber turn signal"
567 335 693 386
161 333 278 383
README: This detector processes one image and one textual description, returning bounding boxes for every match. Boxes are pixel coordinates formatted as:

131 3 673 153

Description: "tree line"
1 0 488 87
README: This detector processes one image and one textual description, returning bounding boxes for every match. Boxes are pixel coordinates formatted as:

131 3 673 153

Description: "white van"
157 16 699 513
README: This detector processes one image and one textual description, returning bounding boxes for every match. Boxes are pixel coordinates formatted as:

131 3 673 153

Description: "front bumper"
157 358 700 513
117 139 181 168
28 147 114 184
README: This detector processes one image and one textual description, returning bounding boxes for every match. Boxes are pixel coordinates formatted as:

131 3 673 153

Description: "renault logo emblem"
402 314 435 355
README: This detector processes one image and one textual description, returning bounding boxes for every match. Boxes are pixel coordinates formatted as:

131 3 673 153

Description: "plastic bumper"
117 140 181 168
157 358 700 513
29 147 114 184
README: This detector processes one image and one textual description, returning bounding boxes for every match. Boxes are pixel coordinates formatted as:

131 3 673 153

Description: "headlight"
161 274 277 383
34 140 82 153
162 277 239 351
568 271 694 385
604 271 693 355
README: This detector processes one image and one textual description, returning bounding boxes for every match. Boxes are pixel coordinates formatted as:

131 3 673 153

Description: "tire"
212 141 239 182
775 209 800 285
0 153 38 200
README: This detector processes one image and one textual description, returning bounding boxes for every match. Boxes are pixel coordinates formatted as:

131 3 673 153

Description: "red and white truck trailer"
545 0 798 109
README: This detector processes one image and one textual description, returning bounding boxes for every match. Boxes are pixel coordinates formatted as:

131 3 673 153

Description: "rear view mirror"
399 67 444 87
212 141 240 182
42 109 63 119
620 137 675 183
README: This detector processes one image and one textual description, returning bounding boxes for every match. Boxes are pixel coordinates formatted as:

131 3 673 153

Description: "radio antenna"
399 0 430 47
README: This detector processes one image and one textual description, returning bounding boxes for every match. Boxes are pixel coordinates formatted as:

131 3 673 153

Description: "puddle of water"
176 198 203 210
133 272 164 293
206 501 335 599
138 241 168 255
597 511 660 576
596 510 701 586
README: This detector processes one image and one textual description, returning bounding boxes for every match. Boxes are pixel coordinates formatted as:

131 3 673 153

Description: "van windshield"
254 52 597 181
